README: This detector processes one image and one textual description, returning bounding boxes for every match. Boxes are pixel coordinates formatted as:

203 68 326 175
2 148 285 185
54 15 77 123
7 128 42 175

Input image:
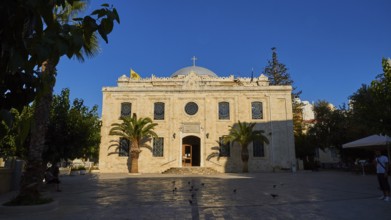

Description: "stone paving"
1 171 391 219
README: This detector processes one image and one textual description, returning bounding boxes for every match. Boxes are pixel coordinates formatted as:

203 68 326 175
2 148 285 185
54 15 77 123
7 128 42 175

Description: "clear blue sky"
55 0 391 115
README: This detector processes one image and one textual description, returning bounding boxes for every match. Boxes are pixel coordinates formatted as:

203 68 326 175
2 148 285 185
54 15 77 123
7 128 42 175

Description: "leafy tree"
349 85 377 134
223 121 269 173
294 133 314 160
349 59 391 137
109 114 158 173
1 0 119 205
307 101 349 150
0 107 32 159
370 58 391 136
44 88 101 164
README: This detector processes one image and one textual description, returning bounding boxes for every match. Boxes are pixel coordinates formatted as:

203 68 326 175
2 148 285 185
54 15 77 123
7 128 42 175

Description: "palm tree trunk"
130 151 139 173
241 145 249 173
15 60 55 204
129 140 140 173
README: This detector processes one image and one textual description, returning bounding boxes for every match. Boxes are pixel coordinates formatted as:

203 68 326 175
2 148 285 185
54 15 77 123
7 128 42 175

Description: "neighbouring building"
99 62 296 173
297 99 340 167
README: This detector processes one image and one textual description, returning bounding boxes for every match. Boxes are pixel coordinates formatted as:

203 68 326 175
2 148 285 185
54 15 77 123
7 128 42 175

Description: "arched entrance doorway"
182 136 201 167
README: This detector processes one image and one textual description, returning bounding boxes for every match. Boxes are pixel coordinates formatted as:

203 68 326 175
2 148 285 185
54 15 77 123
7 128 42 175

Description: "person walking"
374 150 390 201
44 163 61 192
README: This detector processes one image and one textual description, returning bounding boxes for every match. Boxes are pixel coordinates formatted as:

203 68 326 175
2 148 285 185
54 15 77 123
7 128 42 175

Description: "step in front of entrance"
162 167 220 175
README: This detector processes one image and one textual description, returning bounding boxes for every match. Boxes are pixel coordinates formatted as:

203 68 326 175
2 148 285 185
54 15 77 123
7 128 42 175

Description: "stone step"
162 167 220 175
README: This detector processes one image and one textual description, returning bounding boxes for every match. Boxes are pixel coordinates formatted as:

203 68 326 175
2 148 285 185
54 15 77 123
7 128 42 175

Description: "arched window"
253 139 265 157
119 138 130 157
154 102 165 120
251 101 263 119
153 137 164 157
218 102 230 120
219 136 230 157
121 102 132 116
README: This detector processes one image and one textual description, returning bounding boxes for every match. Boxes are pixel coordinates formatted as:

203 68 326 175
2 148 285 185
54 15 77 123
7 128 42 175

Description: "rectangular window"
153 137 164 157
251 102 263 119
154 102 165 120
218 102 230 120
219 136 230 157
121 102 132 117
119 138 130 157
253 139 265 157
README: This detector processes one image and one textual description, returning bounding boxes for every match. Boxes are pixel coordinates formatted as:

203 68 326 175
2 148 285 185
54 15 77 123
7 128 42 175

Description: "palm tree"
109 113 158 173
224 121 269 173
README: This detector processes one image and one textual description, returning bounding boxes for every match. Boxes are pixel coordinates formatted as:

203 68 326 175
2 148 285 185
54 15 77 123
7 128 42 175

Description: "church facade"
99 64 295 173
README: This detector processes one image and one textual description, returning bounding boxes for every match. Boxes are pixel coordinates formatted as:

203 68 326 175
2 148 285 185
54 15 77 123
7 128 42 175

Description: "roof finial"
191 56 197 66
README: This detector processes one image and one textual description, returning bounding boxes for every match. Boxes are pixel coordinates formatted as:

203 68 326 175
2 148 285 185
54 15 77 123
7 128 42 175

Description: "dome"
171 66 218 77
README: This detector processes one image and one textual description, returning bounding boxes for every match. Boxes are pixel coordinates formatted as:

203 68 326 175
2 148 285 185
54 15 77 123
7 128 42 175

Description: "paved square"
1 171 390 219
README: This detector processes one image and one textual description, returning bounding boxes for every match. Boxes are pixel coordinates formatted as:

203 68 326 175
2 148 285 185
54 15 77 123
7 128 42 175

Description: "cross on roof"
191 56 197 66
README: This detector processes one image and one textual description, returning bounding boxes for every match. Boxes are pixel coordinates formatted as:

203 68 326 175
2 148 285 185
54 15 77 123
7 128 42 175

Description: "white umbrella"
343 135 391 165
342 135 391 149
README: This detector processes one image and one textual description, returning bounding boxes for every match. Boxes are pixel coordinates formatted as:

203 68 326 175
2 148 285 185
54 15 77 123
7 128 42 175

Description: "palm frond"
226 121 269 147
206 152 220 161
109 113 158 152
82 33 100 58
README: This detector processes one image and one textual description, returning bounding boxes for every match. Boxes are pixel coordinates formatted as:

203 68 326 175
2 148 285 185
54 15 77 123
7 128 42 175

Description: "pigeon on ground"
271 194 278 199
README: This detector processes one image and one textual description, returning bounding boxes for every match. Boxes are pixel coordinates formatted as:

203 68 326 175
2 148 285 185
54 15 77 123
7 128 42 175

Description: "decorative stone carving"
182 123 200 133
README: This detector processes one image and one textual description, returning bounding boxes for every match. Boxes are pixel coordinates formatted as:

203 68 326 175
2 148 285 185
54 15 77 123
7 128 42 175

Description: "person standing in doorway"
374 150 390 201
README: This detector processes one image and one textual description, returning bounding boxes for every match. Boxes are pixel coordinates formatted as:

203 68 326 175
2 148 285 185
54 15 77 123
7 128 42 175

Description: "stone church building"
99 62 295 173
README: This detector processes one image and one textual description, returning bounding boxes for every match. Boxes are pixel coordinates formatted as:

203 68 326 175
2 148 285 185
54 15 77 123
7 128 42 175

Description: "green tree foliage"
44 88 101 164
370 59 391 135
0 0 119 111
307 101 349 150
344 85 376 142
0 107 32 159
109 114 158 173
223 121 269 173
263 48 294 86
0 0 119 205
350 58 391 136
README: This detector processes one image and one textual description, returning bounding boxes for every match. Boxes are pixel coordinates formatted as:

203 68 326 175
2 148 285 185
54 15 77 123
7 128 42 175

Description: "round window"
185 102 198 115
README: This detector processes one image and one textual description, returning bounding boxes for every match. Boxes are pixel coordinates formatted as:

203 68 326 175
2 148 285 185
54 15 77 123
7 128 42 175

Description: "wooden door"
182 144 192 166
